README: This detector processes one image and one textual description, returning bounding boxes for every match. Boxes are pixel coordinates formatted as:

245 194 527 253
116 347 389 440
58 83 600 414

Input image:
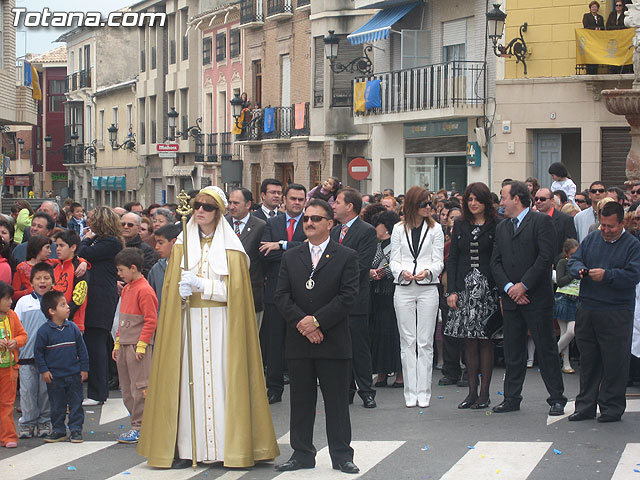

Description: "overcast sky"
15 0 133 56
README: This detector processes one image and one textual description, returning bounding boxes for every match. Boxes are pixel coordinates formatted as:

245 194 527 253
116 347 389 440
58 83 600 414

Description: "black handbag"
482 309 503 339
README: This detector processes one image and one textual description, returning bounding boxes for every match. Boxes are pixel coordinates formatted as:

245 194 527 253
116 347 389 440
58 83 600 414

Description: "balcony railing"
220 132 232 160
67 73 77 92
240 0 264 25
62 144 87 165
237 102 310 141
79 68 91 89
207 133 218 162
66 69 91 91
353 61 485 117
267 0 292 16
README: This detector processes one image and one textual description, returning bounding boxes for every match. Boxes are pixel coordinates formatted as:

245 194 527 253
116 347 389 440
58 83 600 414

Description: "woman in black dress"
369 211 403 387
444 183 499 409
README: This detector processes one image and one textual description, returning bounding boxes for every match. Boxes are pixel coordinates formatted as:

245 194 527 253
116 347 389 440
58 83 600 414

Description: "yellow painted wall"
504 0 613 78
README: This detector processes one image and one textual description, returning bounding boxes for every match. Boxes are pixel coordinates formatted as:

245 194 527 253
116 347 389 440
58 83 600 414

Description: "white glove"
179 271 205 299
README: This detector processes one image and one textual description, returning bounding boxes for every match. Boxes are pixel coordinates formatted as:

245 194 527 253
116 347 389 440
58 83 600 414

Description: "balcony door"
281 54 291 128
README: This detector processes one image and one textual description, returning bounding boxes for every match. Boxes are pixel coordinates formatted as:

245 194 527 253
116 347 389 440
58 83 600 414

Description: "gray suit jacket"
226 214 266 312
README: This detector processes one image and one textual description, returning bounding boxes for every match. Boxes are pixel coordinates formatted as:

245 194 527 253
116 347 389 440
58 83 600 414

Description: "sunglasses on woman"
419 201 432 209
193 201 216 212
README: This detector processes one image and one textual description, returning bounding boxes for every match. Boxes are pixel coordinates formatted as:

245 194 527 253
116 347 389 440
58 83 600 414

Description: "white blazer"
390 220 444 285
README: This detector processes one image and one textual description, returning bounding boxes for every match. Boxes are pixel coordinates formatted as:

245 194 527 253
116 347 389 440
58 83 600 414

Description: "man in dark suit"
227 187 267 328
259 183 307 404
533 188 577 260
331 188 377 408
274 199 360 474
490 180 567 416
253 178 283 222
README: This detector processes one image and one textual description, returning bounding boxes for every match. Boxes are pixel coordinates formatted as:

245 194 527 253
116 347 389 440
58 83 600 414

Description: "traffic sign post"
348 157 371 181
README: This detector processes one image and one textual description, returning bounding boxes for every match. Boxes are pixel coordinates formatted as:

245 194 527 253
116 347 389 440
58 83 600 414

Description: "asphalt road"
2 366 640 480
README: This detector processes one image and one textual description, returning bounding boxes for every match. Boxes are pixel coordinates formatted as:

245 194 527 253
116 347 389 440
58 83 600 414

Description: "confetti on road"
437 396 444 399
634 468 639 473
419 411 424 414
481 454 485 458
90 431 94 434
86 411 95 413
123 472 131 475
467 446 475 449
497 391 503 395
67 466 77 471
553 449 562 455
421 445 429 451
119 425 124 429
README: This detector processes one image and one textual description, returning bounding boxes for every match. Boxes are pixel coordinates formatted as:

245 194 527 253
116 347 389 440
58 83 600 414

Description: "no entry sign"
348 157 371 181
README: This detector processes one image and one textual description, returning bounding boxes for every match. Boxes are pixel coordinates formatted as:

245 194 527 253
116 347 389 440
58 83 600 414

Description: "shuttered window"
314 36 324 107
443 18 467 47
402 30 430 69
601 127 631 189
331 34 365 107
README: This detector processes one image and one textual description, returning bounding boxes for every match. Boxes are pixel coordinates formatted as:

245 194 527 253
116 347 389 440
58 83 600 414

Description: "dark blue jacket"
34 320 89 377
569 230 640 311
78 235 123 330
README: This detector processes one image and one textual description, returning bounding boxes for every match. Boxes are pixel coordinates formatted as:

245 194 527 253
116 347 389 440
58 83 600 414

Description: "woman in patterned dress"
444 183 500 410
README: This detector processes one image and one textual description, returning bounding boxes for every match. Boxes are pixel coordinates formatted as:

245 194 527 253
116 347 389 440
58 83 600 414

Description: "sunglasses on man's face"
121 222 136 228
193 201 216 212
575 198 586 203
632 188 640 194
590 188 605 194
534 196 550 202
302 215 328 223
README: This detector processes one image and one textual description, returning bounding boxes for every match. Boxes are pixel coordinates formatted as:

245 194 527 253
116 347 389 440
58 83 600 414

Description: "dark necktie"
269 210 275 217
511 217 518 232
234 221 241 236
287 218 296 241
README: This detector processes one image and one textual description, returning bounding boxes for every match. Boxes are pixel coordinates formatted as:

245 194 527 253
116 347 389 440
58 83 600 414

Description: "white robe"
632 283 640 358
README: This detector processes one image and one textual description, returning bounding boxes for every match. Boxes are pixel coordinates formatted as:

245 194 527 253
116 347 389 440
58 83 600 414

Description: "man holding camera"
568 202 640 423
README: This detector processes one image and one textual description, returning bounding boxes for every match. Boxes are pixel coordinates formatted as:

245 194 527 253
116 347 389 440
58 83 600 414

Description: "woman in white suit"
390 186 444 408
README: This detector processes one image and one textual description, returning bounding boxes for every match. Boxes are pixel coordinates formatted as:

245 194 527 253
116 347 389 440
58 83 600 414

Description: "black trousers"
502 306 566 406
83 327 110 402
575 307 633 419
349 313 374 398
264 303 286 396
440 302 463 380
288 358 353 466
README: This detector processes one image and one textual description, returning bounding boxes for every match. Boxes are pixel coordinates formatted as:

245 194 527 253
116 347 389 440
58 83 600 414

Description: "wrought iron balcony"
195 133 225 163
62 144 88 165
267 0 292 17
236 102 310 141
66 69 91 91
353 61 485 120
240 0 264 26
79 68 91 88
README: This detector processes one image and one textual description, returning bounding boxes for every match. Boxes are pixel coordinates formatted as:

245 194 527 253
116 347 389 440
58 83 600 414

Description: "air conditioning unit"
475 127 487 148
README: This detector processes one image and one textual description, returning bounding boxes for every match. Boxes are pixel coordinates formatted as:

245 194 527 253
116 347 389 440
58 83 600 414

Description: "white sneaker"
526 360 534 368
82 398 102 406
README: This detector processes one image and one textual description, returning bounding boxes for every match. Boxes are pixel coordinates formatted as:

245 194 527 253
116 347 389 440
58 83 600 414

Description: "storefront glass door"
405 155 467 193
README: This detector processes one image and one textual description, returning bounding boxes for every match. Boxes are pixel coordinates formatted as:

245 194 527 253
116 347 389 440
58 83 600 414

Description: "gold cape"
137 244 280 467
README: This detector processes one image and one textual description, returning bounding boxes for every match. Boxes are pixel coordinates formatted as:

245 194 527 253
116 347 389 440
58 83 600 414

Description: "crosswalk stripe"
99 397 130 425
277 432 290 444
2 441 116 480
547 399 640 425
440 441 552 480
272 440 404 479
105 461 209 479
611 443 640 479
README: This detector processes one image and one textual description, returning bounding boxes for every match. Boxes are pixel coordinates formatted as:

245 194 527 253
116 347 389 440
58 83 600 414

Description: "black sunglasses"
193 201 216 212
590 188 605 194
419 201 432 209
632 188 640 194
121 222 136 228
302 215 328 223
534 196 550 202
575 198 586 203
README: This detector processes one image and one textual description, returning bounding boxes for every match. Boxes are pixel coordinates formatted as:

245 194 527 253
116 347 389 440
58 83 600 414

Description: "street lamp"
107 123 136 151
230 93 244 129
17 138 24 151
166 107 202 143
323 30 373 76
44 134 53 149
486 3 528 74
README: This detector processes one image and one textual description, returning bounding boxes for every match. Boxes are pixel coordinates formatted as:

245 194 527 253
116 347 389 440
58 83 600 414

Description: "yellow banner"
575 28 634 66
353 82 366 113
31 65 42 101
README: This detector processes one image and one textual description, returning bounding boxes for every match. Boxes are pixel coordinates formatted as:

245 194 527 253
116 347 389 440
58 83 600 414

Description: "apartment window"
203 37 212 65
252 60 262 108
230 29 240 58
169 13 176 64
112 107 118 127
138 98 146 145
151 46 157 69
140 27 146 72
313 37 324 107
401 30 430 69
83 45 90 72
181 8 189 61
48 80 65 112
98 110 104 145
216 33 226 62
150 96 157 144
442 18 467 62
126 104 133 130
180 89 189 139
70 51 75 73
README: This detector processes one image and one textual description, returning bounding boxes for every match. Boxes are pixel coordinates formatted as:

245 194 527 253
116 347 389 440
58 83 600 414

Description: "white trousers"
393 283 439 407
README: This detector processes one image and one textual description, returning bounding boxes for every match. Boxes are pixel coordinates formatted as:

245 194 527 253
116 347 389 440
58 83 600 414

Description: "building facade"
492 0 632 192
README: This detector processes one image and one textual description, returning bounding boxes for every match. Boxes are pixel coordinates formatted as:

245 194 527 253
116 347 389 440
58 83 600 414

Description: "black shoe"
374 379 388 388
44 431 68 443
568 411 593 422
492 401 520 413
108 378 120 391
275 459 315 471
456 378 469 387
391 382 404 388
69 431 83 443
333 461 360 474
458 400 474 409
268 393 282 404
597 414 621 423
362 394 377 409
471 399 491 410
348 392 355 405
438 376 458 386
549 403 565 416
171 459 193 469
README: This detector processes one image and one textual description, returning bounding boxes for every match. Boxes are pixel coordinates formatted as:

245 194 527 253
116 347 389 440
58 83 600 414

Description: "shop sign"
466 142 481 167
4 175 31 187
404 119 467 139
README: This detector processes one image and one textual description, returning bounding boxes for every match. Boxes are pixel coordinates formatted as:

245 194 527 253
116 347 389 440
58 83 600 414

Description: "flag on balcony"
294 103 305 130
364 80 381 109
232 110 245 135
23 62 32 86
31 65 42 101
353 82 366 113
575 28 634 66
264 107 275 133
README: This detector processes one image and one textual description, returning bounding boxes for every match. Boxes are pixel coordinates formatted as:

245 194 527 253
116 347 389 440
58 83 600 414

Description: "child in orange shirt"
12 236 54 302
0 281 27 448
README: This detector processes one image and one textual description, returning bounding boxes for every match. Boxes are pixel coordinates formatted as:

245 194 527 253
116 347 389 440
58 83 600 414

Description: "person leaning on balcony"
583 1 604 30
607 1 627 29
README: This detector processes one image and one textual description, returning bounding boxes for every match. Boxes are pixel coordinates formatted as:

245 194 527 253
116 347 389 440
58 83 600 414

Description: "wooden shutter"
601 127 631 189
314 37 324 106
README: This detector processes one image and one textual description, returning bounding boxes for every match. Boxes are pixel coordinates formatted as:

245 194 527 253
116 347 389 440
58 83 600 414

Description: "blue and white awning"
347 2 420 45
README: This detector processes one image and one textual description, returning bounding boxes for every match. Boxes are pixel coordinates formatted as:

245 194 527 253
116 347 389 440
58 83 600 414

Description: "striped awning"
347 2 420 45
